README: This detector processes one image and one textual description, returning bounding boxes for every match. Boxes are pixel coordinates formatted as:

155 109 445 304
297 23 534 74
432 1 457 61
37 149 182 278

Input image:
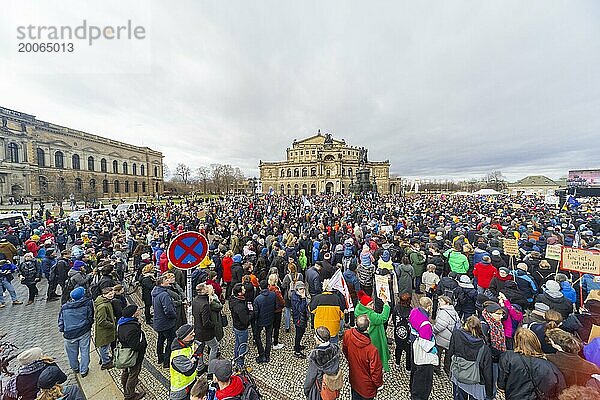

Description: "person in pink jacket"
498 292 523 350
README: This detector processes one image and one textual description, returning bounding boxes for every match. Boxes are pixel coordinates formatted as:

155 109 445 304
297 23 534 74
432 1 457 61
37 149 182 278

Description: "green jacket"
408 249 426 277
94 295 116 347
354 302 391 371
443 249 470 274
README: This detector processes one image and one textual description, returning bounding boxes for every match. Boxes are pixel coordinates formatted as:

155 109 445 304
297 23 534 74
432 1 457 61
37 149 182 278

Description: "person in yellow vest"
170 324 201 400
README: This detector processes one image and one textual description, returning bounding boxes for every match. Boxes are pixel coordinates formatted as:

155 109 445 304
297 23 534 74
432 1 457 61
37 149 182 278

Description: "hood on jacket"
346 328 372 349
151 285 168 298
310 343 340 374
344 243 354 257
62 297 91 310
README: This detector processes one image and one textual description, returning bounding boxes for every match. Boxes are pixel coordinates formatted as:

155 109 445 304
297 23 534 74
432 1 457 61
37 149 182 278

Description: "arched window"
114 180 120 193
124 181 129 193
348 168 353 178
75 178 82 191
89 179 96 190
72 154 80 170
141 181 146 192
155 182 159 192
310 183 317 196
280 169 285 178
280 184 284 194
102 179 109 193
133 181 138 192
311 167 317 176
7 143 19 163
302 168 307 177
87 156 95 171
132 163 137 175
100 158 107 173
294 169 299 177
55 151 64 169
287 184 291 195
122 162 128 174
112 160 118 174
294 184 299 195
302 184 308 195
38 176 48 193
154 166 158 177
140 165 145 176
341 168 345 177
37 148 45 167
287 169 291 177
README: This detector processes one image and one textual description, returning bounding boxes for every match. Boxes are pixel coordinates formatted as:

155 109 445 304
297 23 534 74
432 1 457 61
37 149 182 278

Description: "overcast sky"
1 0 599 181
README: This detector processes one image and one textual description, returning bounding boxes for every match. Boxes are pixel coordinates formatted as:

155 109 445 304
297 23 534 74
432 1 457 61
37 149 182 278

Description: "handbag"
114 345 137 369
221 313 228 327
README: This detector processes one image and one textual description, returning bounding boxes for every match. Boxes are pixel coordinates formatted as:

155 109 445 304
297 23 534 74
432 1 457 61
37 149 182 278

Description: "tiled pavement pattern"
0 280 78 388
124 290 455 400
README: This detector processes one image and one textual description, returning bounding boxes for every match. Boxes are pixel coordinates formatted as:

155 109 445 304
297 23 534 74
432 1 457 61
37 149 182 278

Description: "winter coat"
537 292 573 320
151 285 177 332
14 361 66 400
58 297 94 339
546 351 600 387
268 284 285 313
498 351 566 400
354 302 391 371
291 291 308 326
117 318 147 365
303 343 341 400
0 241 18 262
531 265 554 291
18 260 40 285
433 305 460 349
395 263 414 295
444 249 470 274
230 262 244 286
305 266 322 296
209 296 224 341
140 274 155 305
67 268 91 290
342 328 383 398
93 295 116 347
282 272 303 305
192 294 214 341
455 284 477 316
221 256 233 283
253 289 277 327
408 249 426 277
488 275 513 297
310 291 345 337
447 329 494 399
559 282 577 304
473 262 497 289
230 295 250 330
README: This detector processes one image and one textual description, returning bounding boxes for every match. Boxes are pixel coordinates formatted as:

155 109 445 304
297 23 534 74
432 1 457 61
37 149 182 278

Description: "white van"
0 213 29 228
114 202 147 215
69 208 114 222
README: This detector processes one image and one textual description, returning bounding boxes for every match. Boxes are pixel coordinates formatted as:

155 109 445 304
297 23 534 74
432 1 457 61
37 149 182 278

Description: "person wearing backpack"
18 252 41 305
497 328 565 400
392 293 412 371
282 262 303 334
433 295 460 375
447 316 493 400
303 326 342 400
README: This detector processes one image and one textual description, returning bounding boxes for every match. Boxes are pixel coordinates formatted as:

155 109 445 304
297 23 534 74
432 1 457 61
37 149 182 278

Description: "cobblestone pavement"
0 280 77 388
124 291 454 400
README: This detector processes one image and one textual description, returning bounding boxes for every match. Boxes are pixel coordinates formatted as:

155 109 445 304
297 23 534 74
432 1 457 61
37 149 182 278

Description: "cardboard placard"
374 274 391 302
561 247 600 275
197 209 206 219
381 225 393 234
503 238 519 256
545 244 562 261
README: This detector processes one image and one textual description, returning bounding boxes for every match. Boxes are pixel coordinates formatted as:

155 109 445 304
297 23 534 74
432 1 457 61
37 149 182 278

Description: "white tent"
452 191 471 196
472 188 502 195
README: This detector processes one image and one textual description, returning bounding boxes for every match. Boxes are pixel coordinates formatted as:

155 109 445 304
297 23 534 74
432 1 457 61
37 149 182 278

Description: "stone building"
259 131 391 195
0 106 164 204
507 175 561 196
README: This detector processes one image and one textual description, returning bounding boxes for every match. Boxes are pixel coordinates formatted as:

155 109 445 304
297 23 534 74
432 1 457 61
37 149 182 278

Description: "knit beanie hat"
357 290 373 306
545 280 561 294
176 324 194 340
122 305 138 318
232 254 242 263
70 287 85 301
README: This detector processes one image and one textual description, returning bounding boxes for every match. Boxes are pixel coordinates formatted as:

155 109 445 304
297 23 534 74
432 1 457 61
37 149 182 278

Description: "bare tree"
485 170 507 192
175 163 192 185
196 166 210 194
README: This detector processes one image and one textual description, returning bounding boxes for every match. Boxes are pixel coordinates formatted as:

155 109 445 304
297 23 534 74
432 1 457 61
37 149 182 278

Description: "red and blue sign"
167 231 208 270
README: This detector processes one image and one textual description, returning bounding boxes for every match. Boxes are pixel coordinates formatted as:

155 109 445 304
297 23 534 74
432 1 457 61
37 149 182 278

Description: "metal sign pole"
187 270 193 324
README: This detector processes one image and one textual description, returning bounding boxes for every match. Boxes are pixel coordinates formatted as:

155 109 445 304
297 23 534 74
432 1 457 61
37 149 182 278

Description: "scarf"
482 309 506 352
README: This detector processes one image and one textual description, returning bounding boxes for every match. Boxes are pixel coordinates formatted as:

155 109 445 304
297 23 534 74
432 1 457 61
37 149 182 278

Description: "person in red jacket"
221 250 233 298
473 255 498 292
342 314 383 400
158 251 169 274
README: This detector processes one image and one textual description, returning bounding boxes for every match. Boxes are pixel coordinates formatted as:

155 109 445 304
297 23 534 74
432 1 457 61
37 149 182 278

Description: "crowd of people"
0 192 599 400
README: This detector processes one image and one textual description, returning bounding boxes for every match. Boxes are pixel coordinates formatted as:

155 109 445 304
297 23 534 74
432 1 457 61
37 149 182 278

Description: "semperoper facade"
0 106 164 203
259 131 392 195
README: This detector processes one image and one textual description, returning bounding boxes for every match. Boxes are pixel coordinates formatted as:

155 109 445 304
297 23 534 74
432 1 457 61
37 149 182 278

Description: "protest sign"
561 247 600 275
374 274 391 302
545 244 562 261
503 238 519 256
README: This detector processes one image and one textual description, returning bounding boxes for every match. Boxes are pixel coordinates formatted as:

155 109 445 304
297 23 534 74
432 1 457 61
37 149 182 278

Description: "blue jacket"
151 285 177 332
58 297 94 339
253 289 276 327
291 292 308 326
343 269 360 292
582 274 600 297
560 282 577 304
312 242 320 263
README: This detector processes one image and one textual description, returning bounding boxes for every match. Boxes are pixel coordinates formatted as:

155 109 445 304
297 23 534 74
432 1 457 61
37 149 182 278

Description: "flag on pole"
302 195 311 208
329 269 354 310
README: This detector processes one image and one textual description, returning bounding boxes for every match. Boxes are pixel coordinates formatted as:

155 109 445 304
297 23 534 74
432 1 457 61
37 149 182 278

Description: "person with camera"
207 358 245 399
